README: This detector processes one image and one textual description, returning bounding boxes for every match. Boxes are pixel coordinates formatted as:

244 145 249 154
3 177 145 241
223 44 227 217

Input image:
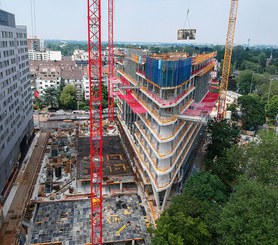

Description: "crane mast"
217 0 239 119
87 0 103 244
108 0 115 121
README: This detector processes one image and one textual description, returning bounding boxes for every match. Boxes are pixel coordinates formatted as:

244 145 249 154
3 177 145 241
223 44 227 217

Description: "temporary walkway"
183 91 219 117
0 132 48 245
117 92 147 114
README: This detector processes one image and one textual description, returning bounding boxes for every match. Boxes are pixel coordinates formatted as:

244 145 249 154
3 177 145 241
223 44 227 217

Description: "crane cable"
183 9 191 29
30 0 37 36
30 0 34 36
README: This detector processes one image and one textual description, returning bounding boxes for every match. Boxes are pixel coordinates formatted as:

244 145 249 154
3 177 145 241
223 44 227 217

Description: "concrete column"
161 185 172 211
132 240 135 245
153 186 160 212
120 181 123 192
159 88 162 98
123 102 127 121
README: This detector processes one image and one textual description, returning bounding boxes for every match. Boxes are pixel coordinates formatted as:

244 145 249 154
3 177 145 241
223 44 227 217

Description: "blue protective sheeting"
145 57 192 87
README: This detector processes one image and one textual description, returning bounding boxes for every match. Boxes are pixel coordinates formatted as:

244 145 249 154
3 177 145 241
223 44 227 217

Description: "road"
0 132 48 245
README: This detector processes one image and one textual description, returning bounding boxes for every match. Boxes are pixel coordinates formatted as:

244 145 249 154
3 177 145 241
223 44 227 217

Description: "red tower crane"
108 0 115 121
87 0 103 244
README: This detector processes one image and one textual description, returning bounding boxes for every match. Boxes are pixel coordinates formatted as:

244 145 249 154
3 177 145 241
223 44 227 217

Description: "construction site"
0 47 220 245
28 118 151 244
0 0 239 244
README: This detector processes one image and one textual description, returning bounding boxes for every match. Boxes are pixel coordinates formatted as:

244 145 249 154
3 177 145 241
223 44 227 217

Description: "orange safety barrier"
192 52 217 65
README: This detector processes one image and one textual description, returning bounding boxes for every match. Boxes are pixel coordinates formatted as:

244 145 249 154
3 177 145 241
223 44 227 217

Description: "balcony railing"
138 116 184 142
134 123 201 190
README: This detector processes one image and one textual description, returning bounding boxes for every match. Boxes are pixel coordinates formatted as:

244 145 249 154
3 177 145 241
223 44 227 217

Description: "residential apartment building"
28 50 62 61
28 36 61 61
82 65 109 100
30 60 83 100
0 10 33 194
27 36 41 51
116 49 217 214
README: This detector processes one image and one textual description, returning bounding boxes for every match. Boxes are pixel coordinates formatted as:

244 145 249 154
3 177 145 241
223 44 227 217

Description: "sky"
1 0 278 45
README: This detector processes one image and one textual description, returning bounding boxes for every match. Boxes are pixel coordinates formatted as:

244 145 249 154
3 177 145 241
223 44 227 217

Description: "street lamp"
267 78 274 105
249 71 255 94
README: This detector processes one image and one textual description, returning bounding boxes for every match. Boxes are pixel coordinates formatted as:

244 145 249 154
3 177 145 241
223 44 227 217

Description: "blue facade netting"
145 57 192 87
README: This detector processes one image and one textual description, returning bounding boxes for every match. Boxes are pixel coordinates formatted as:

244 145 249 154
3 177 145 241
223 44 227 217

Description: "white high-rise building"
0 10 33 194
116 49 218 216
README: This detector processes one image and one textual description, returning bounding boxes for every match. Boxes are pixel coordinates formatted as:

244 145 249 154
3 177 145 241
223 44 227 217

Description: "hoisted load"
177 9 196 40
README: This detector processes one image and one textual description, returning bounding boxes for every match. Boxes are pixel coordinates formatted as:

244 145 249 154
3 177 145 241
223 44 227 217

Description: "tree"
235 70 253 95
78 99 90 111
240 60 260 71
257 79 278 100
41 87 60 109
258 52 267 67
266 95 278 123
265 64 278 75
206 119 240 160
210 131 278 186
59 84 77 110
226 103 238 121
151 172 229 244
209 145 245 184
238 95 266 130
217 178 278 245
242 131 278 186
33 98 44 110
102 85 108 109
152 211 211 245
184 172 229 203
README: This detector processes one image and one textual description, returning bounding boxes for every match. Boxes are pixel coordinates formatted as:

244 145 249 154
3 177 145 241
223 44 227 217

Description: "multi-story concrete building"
30 61 61 95
72 50 88 61
27 36 41 51
0 10 33 194
116 49 217 215
28 36 62 61
30 60 83 100
82 65 109 100
28 50 62 61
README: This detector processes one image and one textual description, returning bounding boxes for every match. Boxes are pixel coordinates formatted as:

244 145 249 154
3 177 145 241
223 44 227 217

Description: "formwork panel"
77 136 133 180
30 195 147 244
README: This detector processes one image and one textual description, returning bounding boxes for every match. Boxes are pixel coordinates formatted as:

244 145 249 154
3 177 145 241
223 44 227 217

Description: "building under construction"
4 49 219 244
24 121 150 245
115 49 219 215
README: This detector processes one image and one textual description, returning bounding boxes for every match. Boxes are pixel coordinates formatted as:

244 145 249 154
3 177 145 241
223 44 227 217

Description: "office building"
0 10 33 194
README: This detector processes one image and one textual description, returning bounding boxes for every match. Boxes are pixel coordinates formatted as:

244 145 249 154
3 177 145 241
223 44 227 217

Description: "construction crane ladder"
108 0 115 121
87 0 103 244
217 0 239 119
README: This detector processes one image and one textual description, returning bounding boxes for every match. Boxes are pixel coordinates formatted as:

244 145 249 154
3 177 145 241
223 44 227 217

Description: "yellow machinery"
116 221 131 235
217 0 239 119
